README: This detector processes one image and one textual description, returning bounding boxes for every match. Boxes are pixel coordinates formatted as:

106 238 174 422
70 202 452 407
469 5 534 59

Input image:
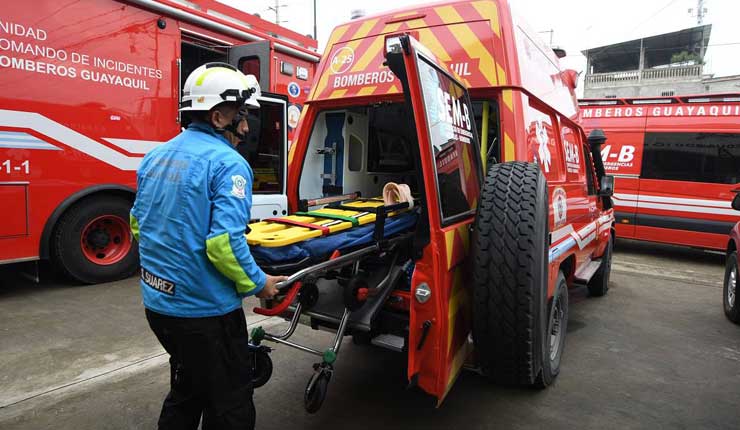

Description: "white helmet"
180 62 261 112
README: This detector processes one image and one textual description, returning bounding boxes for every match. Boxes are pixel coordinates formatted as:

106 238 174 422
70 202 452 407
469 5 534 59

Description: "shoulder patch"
231 174 247 199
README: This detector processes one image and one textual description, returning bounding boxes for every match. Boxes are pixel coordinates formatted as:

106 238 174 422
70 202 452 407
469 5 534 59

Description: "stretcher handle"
299 192 360 211
253 281 302 316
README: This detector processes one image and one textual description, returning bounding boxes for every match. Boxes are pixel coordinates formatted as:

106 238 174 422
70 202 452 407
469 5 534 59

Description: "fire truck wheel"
587 234 613 297
52 195 139 284
535 271 568 387
472 161 549 387
724 252 740 324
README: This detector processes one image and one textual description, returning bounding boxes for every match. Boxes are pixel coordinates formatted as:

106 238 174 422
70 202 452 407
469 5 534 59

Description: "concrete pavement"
1 240 739 429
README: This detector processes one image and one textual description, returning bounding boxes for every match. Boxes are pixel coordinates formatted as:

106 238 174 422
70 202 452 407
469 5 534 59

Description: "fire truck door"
228 41 271 91
240 93 288 221
385 34 483 402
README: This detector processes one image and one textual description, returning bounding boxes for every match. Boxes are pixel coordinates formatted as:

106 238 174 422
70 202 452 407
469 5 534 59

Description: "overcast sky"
221 0 740 96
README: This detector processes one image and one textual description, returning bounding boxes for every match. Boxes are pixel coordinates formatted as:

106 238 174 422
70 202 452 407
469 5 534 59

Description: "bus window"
641 132 740 184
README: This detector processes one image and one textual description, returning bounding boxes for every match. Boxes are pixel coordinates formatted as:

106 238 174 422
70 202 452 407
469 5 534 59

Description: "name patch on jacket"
141 267 176 296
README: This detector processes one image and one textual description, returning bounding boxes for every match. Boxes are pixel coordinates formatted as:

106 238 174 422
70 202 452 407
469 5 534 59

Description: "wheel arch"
40 185 136 259
558 253 577 285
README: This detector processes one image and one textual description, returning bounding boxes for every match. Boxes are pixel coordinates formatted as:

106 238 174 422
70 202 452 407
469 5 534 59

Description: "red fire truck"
0 0 320 283
579 95 740 250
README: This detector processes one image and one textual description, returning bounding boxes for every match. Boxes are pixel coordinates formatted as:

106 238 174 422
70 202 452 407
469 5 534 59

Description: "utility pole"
313 0 317 40
267 0 287 25
689 0 708 25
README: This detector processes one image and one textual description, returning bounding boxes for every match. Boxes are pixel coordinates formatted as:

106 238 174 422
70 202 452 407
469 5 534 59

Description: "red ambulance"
246 0 615 410
579 94 740 250
0 0 320 283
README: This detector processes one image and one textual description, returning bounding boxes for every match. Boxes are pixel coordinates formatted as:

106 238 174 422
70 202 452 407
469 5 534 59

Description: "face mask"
213 107 247 142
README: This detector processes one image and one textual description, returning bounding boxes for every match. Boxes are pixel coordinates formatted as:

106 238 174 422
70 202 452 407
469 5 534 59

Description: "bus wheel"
52 195 139 284
472 162 550 387
724 252 740 324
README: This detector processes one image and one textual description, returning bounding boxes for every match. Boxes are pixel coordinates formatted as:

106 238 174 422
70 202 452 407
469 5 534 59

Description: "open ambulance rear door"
385 34 484 403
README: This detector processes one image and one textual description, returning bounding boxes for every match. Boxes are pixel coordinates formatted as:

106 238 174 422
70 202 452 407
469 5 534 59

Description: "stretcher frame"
249 196 417 412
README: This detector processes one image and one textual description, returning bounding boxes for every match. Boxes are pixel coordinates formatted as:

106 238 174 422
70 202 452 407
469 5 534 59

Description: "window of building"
661 90 675 97
641 132 740 184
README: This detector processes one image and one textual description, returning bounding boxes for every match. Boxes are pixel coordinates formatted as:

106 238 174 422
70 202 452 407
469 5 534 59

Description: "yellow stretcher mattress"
247 198 403 247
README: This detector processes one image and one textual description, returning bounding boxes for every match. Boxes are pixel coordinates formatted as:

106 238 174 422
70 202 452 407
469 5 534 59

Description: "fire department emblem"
553 187 567 227
231 174 247 199
536 120 551 173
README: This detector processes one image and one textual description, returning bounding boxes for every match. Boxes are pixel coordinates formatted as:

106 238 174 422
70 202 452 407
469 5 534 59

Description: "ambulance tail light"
386 36 404 55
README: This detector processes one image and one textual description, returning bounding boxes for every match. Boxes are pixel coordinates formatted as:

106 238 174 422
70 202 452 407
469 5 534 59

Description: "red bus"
579 94 740 250
0 0 320 283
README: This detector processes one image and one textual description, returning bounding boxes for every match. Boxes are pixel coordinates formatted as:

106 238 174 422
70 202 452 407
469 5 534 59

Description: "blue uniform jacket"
130 122 267 318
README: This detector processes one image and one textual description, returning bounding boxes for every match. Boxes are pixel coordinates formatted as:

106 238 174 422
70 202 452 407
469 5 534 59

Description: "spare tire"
472 162 549 386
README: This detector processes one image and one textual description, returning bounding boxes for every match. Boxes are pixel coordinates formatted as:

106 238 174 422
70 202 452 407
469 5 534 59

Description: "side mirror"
599 175 614 197
732 193 740 211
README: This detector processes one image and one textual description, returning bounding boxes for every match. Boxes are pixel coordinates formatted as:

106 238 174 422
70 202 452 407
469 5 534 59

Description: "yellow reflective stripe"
129 213 140 242
417 27 452 62
195 67 247 87
471 1 501 37
206 232 258 294
504 131 515 162
481 101 489 170
309 24 351 100
437 6 497 86
329 89 348 99
502 89 513 111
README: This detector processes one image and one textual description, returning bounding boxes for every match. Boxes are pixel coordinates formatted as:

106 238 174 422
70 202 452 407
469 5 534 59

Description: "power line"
628 0 681 36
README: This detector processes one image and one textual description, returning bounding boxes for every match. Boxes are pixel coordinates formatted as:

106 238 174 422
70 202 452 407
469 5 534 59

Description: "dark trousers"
146 308 255 430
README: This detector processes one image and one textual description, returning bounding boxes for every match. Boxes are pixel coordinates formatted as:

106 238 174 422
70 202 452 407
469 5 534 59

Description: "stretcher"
247 192 418 413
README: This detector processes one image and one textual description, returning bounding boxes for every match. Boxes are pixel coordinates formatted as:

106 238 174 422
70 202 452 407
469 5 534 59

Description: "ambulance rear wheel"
471 162 549 387
52 195 139 284
535 271 568 387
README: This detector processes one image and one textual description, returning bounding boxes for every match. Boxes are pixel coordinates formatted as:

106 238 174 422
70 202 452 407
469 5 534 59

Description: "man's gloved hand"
256 274 289 299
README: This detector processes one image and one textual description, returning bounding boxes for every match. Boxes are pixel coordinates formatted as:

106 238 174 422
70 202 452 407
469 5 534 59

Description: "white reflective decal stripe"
614 193 732 208
551 225 574 243
635 201 738 217
612 195 638 208
0 110 143 170
0 131 61 150
103 138 165 155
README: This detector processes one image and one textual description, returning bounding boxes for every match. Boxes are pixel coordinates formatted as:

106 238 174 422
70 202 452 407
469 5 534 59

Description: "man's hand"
256 274 289 299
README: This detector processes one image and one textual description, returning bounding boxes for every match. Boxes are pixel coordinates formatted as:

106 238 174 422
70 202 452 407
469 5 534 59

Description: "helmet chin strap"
212 107 247 141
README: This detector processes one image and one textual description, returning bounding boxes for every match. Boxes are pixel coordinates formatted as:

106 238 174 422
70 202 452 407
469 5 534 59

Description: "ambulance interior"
287 101 426 339
297 99 499 205
298 102 423 203
259 95 500 343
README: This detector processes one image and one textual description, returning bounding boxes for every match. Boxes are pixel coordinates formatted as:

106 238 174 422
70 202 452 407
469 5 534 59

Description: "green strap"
294 211 360 227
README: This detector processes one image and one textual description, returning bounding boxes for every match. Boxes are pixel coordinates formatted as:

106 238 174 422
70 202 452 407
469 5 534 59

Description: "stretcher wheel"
304 365 332 413
299 282 320 310
344 276 369 311
252 349 273 389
